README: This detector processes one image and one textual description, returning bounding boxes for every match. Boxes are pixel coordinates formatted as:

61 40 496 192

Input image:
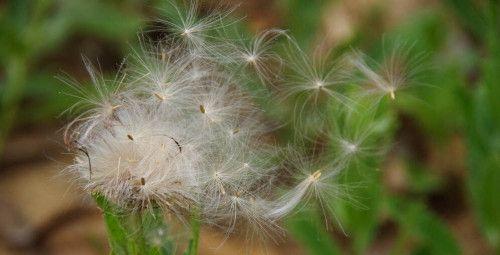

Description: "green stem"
132 212 148 255
94 193 175 255
185 212 201 255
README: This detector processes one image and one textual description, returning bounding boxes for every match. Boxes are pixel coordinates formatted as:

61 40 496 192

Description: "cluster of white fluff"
64 1 413 240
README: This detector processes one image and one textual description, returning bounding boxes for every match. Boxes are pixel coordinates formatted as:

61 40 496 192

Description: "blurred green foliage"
282 0 500 254
0 0 144 154
1 0 499 254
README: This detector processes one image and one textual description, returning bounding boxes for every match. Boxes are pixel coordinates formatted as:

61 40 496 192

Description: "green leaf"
466 61 500 252
182 212 201 255
339 170 383 255
93 193 130 255
287 210 342 255
141 207 174 255
93 193 174 255
63 0 142 41
388 198 461 255
444 0 487 39
329 101 394 254
281 0 329 48
464 2 500 250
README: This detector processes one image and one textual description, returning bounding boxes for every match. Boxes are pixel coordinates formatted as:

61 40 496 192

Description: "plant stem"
132 211 148 255
185 212 201 255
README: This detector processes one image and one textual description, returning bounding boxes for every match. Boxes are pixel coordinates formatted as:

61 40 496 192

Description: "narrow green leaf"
64 0 142 41
183 213 201 255
281 0 329 48
340 170 383 255
465 2 500 250
389 198 461 255
93 193 130 255
287 210 342 255
444 0 487 38
141 207 173 255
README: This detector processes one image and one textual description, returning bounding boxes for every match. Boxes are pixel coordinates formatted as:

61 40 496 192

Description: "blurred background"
0 0 499 254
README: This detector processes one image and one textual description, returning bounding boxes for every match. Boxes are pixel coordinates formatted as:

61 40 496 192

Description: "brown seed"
127 134 134 141
389 90 396 100
154 92 165 101
311 170 322 180
141 177 145 185
199 105 205 113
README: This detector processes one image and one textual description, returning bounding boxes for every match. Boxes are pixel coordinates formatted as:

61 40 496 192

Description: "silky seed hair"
64 0 410 244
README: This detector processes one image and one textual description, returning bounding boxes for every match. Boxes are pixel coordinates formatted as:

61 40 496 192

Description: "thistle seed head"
63 0 404 243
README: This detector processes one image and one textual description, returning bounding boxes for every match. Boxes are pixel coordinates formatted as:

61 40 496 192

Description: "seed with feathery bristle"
154 92 166 101
311 170 322 181
63 0 394 246
389 89 396 99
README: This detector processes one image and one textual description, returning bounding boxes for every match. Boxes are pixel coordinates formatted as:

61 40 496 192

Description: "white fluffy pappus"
63 0 402 246
348 42 426 101
64 37 322 242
